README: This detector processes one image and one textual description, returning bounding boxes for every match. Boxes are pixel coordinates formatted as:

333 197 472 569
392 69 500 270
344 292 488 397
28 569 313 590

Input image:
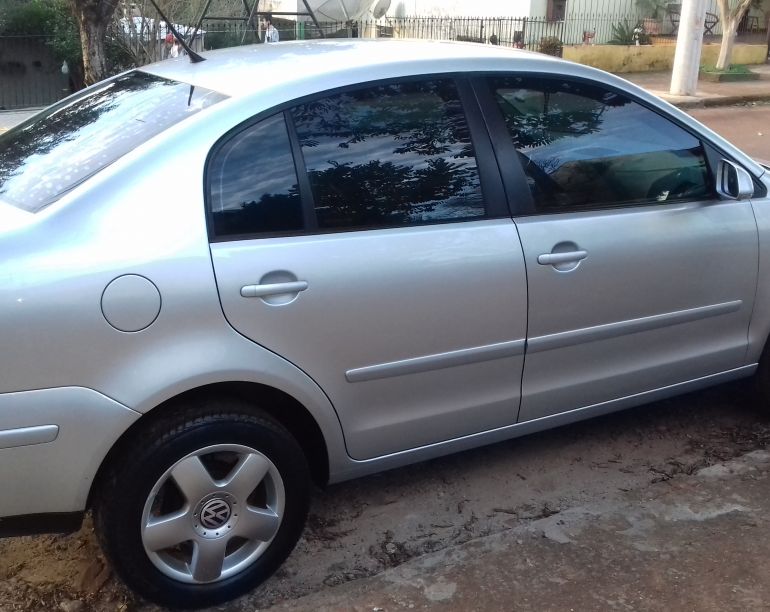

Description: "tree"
714 0 755 70
69 0 121 84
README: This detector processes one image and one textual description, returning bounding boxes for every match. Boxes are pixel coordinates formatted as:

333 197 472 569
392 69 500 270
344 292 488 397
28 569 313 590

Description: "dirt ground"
2 383 770 611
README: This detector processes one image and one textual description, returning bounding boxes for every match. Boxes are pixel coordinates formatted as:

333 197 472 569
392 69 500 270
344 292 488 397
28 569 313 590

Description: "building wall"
387 0 531 18
386 0 769 21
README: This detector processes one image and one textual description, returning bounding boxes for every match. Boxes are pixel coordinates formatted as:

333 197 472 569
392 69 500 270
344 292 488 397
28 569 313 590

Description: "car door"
207 77 528 460
476 74 758 423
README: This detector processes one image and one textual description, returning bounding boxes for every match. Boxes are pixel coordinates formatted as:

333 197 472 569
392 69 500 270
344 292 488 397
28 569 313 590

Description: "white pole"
670 0 707 96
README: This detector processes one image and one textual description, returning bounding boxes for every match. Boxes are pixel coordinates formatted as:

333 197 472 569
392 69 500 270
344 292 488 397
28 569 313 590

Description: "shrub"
538 36 563 57
609 20 652 45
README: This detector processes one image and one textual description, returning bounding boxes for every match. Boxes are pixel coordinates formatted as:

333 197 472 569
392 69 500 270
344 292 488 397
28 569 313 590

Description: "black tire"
754 349 770 411
94 397 311 609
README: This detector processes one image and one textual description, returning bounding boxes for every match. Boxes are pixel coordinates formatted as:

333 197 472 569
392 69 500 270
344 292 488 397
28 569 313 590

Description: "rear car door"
208 77 528 460
476 74 758 422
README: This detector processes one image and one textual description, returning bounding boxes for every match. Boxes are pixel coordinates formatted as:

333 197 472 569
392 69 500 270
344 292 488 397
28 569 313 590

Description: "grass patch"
700 63 753 74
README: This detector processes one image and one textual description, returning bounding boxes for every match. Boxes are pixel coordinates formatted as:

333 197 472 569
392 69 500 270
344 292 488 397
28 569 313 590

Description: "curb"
668 93 770 109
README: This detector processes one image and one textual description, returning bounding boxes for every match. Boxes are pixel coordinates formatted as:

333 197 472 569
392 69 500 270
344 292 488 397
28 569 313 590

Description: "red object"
164 33 174 45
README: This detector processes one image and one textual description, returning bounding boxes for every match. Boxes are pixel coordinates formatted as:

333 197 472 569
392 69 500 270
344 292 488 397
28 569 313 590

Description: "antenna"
146 0 206 62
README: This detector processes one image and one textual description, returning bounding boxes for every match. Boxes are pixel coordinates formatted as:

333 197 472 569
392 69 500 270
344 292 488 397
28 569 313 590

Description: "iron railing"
3 8 768 110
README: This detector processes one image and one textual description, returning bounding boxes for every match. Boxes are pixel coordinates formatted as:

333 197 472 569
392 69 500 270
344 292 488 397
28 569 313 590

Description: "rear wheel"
754 349 770 411
95 399 310 608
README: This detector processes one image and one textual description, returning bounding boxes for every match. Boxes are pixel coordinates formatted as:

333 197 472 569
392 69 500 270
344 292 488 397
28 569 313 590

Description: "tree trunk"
69 0 120 86
78 19 108 85
715 15 738 70
715 0 753 71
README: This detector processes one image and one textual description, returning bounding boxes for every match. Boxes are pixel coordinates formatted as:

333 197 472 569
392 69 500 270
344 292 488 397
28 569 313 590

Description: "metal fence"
3 9 768 110
373 15 644 48
0 36 70 110
202 12 769 53
202 14 681 53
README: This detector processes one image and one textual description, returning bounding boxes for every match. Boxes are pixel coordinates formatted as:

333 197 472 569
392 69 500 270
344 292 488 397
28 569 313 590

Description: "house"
225 0 768 46
387 0 768 25
384 0 769 44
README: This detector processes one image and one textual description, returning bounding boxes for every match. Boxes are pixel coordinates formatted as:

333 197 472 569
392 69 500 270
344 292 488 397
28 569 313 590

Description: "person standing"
263 14 279 43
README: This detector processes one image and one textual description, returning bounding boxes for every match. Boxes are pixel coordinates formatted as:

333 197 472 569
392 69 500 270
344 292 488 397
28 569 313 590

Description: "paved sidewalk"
622 63 770 108
0 108 41 132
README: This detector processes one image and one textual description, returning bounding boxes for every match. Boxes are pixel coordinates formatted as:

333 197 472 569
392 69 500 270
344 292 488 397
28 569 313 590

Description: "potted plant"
635 0 667 35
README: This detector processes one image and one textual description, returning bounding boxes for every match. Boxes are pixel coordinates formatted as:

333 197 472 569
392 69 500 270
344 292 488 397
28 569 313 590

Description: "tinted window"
0 72 226 213
209 114 302 237
489 77 712 212
291 79 485 230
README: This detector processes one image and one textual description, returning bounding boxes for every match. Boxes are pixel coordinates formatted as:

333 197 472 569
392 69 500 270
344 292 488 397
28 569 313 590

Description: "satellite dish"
372 0 391 18
311 0 373 21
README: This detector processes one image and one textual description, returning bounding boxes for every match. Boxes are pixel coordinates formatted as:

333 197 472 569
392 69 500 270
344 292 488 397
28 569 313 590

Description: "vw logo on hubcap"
199 498 231 530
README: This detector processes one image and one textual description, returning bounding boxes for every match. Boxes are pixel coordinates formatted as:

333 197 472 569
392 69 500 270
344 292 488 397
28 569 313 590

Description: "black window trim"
470 72 729 218
284 109 318 232
204 73 505 243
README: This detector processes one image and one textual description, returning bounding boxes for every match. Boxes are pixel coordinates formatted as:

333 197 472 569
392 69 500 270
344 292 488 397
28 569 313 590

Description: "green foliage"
204 28 248 50
538 36 562 57
700 63 752 74
608 20 651 45
0 1 82 76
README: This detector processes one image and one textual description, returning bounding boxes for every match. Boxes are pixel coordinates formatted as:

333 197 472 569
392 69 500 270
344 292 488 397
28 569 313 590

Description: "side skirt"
329 364 758 484
0 512 84 538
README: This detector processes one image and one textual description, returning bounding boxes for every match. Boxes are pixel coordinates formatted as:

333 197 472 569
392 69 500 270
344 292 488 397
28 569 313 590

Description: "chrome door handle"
240 281 308 298
537 251 588 266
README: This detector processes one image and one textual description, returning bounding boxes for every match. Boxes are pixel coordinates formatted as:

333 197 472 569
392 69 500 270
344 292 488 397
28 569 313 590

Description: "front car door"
475 74 758 422
207 77 528 460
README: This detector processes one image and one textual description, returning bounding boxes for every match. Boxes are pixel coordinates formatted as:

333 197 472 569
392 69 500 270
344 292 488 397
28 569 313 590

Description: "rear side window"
209 78 488 239
0 71 226 213
290 79 485 230
488 76 713 213
208 114 302 237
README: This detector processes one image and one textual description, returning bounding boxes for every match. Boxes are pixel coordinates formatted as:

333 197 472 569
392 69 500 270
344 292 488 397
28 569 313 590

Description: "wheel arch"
88 381 331 509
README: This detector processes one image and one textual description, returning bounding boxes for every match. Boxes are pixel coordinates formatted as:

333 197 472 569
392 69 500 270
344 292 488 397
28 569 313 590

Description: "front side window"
489 76 712 213
290 79 485 230
0 71 226 212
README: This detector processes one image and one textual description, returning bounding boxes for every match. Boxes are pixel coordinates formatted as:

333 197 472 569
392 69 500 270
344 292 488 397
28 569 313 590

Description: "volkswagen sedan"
0 39 768 607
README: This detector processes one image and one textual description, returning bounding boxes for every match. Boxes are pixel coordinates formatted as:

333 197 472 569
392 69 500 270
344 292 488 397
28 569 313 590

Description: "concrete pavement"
623 63 770 108
0 109 40 132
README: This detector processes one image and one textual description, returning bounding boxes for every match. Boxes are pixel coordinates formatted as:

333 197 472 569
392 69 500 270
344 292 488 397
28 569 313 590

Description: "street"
689 104 770 162
1 105 770 612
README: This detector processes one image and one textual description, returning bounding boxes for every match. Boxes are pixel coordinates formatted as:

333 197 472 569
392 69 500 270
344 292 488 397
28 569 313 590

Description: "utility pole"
670 0 707 96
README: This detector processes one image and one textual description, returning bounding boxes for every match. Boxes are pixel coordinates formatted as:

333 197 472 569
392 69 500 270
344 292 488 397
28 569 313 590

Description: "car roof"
140 38 567 98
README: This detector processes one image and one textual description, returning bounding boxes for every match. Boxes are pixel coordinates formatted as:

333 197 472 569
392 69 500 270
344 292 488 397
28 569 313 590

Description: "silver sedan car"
1 39 768 607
